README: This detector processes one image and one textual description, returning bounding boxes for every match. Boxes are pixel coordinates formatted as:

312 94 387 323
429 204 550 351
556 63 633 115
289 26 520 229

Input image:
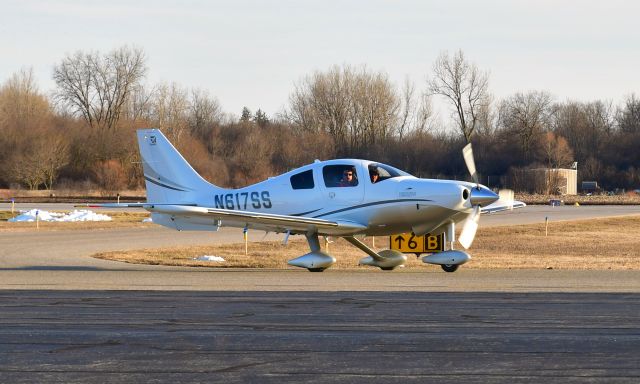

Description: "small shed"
511 168 578 195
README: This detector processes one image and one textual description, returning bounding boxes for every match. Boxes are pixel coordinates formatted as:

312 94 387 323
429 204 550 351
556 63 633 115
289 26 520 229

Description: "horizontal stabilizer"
74 203 147 209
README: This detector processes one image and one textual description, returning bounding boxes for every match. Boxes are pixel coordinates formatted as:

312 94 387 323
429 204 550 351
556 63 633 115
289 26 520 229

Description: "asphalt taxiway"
1 290 639 383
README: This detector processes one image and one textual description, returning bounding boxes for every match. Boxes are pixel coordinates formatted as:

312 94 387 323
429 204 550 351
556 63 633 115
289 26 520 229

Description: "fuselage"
159 158 490 236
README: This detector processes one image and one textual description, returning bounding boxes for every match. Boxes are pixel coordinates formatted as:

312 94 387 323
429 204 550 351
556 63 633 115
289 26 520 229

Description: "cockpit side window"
323 165 359 188
290 169 314 190
368 163 405 183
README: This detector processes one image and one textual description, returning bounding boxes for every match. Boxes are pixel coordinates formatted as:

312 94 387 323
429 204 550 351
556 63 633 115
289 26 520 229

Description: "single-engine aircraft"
90 129 524 272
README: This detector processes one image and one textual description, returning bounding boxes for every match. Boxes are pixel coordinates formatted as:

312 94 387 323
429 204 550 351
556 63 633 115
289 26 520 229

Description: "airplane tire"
441 264 459 273
308 268 325 272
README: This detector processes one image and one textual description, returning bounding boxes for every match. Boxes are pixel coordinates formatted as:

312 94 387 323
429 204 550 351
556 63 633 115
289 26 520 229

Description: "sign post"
243 227 248 255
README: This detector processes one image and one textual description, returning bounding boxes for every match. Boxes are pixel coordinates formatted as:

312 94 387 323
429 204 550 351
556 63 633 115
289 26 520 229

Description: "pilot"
339 168 357 187
370 169 379 184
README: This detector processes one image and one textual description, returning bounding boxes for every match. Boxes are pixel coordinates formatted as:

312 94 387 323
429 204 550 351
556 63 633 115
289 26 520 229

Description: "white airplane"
93 129 524 272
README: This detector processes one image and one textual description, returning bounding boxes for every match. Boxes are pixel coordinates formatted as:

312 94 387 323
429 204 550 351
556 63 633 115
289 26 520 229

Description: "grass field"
92 215 640 270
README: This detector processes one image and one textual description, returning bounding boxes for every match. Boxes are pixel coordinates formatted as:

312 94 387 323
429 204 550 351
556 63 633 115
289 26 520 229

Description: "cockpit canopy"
288 160 412 191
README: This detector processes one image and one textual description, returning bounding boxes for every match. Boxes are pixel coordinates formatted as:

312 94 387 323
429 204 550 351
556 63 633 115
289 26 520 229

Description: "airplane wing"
481 200 526 214
80 203 366 235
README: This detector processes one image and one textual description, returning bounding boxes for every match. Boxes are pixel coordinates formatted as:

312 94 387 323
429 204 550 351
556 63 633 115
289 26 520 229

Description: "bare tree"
0 68 51 143
427 50 489 143
396 78 414 140
7 150 46 190
553 101 613 164
286 64 402 154
150 82 189 142
93 159 127 194
189 88 222 140
538 132 573 169
537 132 574 194
618 94 640 134
230 126 274 186
585 100 615 137
414 92 437 134
6 133 68 190
474 94 497 137
349 69 399 149
499 90 554 161
0 68 50 129
0 69 53 186
42 133 70 190
396 78 436 139
52 46 147 130
123 84 155 122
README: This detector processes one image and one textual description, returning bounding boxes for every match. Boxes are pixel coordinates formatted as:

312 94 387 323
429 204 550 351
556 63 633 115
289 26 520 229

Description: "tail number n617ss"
214 191 272 210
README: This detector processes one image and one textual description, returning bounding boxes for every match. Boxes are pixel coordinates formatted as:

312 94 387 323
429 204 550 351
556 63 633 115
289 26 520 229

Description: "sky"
1 0 639 119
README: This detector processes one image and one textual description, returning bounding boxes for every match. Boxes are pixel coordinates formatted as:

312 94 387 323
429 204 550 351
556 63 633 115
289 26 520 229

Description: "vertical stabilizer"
137 129 219 203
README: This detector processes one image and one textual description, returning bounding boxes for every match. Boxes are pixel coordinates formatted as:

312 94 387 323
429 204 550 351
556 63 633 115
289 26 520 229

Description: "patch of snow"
58 210 112 222
194 255 225 262
142 217 153 223
8 209 112 222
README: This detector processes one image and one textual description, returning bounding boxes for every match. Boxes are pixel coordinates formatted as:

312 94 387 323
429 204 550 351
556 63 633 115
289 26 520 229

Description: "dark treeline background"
0 47 638 193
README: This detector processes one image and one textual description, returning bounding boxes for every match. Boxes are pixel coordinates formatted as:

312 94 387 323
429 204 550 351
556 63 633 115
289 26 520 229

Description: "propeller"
462 143 479 188
459 142 497 249
498 189 515 211
458 205 480 249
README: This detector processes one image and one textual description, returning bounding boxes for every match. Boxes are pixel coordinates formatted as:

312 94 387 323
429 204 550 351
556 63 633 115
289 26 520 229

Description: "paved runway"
1 290 638 383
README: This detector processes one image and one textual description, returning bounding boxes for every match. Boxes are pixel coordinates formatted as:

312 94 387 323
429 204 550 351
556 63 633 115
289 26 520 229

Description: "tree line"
0 46 638 193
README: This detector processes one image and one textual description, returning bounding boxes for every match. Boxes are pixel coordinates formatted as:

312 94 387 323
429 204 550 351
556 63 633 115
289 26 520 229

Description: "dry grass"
0 211 152 232
472 216 640 270
93 216 640 270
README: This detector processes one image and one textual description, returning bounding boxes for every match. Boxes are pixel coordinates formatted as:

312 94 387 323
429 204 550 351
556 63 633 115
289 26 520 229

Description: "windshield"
367 163 411 183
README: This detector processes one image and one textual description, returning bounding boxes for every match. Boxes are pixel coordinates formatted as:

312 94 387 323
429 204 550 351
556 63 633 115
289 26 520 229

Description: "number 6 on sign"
390 233 444 255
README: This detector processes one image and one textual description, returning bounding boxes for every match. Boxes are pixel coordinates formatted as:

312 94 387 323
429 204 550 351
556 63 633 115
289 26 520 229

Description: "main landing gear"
286 228 469 273
287 232 336 272
286 232 407 272
441 264 459 273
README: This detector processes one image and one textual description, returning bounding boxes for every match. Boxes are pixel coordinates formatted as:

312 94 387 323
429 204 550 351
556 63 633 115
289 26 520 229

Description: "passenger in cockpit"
370 168 379 183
